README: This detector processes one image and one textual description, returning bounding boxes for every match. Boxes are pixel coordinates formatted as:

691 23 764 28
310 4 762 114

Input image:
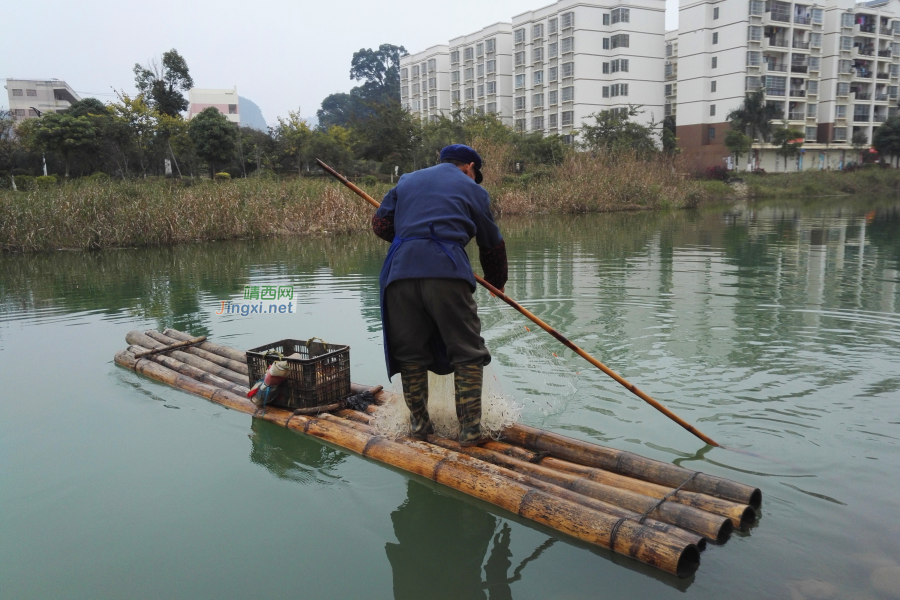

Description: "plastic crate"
246 339 351 409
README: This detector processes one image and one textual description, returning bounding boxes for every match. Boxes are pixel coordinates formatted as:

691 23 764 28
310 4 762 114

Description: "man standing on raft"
372 144 508 446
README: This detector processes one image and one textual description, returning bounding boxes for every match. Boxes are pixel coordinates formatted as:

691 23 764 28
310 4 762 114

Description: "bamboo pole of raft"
315 158 720 448
114 349 701 577
162 328 248 364
145 330 249 376
125 331 248 386
133 336 206 358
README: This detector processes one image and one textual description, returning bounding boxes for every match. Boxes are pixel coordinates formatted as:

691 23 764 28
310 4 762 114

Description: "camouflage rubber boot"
455 364 484 447
399 364 432 440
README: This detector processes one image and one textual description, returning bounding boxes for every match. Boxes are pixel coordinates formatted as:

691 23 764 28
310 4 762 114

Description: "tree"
29 112 102 178
851 129 869 164
873 117 900 167
273 109 313 173
317 93 358 129
188 107 237 177
724 129 752 170
727 90 783 143
771 125 804 171
662 115 679 155
350 44 408 103
351 99 421 163
109 93 160 177
134 49 194 117
579 105 658 157
0 110 18 188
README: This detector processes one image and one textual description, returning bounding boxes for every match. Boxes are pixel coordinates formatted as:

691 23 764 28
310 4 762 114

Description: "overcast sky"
1 0 679 125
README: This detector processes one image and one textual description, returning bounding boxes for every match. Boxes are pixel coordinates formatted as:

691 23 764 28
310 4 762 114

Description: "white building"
188 87 240 124
665 30 679 119
675 0 900 171
4 79 80 120
510 0 667 138
449 23 515 124
400 45 452 121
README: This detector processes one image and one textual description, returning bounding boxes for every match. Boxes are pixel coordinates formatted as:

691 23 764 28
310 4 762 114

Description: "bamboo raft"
114 328 762 578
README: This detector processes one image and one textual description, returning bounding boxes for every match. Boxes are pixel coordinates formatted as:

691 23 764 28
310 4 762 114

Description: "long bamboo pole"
316 158 720 448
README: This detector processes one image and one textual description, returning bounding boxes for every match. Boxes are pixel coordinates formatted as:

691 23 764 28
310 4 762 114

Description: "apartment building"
665 31 679 119
400 45 452 121
5 79 80 120
449 23 515 124
510 0 667 137
188 87 241 124
676 0 900 171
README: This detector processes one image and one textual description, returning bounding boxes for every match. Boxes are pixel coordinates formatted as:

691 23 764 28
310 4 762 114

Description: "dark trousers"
385 278 490 368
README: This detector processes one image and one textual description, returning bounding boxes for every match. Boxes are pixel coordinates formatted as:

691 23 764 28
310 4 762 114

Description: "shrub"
88 172 111 182
214 172 231 180
14 175 35 191
704 165 729 181
359 175 379 187
35 175 59 188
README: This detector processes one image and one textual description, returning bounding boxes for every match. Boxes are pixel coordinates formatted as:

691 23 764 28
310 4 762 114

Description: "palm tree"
726 90 784 144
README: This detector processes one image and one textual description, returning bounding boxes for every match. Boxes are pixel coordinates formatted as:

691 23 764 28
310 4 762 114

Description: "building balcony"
766 89 786 97
794 15 812 25
793 40 811 50
765 38 791 49
880 27 894 36
790 89 806 97
877 72 890 79
856 47 875 57
854 70 875 79
856 23 877 35
768 11 792 24
874 114 887 122
791 65 809 73
878 49 892 57
855 92 872 100
766 63 789 72
875 93 889 101
788 112 807 120
854 114 871 122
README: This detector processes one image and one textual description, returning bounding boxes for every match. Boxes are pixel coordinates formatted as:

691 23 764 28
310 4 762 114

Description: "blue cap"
440 144 483 184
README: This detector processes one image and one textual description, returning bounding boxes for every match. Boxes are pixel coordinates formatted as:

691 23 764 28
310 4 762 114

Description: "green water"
2 199 899 599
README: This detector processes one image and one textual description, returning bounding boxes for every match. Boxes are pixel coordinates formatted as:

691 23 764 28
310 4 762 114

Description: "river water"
2 198 899 599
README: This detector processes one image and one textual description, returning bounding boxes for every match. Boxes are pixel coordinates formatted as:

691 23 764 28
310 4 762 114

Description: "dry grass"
1 153 713 253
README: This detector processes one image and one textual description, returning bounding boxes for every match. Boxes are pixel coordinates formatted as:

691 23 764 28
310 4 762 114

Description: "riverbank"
741 167 900 198
1 153 711 253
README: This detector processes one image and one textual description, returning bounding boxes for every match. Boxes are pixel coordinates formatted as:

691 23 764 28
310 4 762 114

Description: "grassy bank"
1 153 714 253
742 168 900 198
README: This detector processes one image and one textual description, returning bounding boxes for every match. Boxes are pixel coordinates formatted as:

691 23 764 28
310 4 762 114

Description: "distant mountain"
238 96 267 131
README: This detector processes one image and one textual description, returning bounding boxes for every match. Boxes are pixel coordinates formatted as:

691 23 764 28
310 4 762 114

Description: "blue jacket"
375 163 503 291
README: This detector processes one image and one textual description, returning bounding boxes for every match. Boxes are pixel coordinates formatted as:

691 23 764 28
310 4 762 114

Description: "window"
561 37 574 53
666 44 673 57
26 89 37 97
534 47 543 62
28 108 38 117
421 63 427 74
533 24 543 39
476 43 484 57
748 25 762 41
478 84 485 98
603 86 610 98
562 86 574 101
477 64 484 78
549 66 558 81
711 80 717 92
834 127 847 141
412 66 419 77
549 90 558 104
534 70 544 85
561 12 574 28
665 63 674 77
487 81 497 94
839 60 852 74
807 80 818 94
603 13 610 26
14 108 25 116
515 28 525 43
452 90 460 102
665 84 673 96
450 52 459 64
533 116 545 130
428 77 436 90
487 102 497 113
401 68 409 79
549 113 558 128
840 36 852 51
413 83 420 94
750 0 764 15
562 110 574 125
423 98 429 109
486 39 495 53
515 51 525 66
894 43 900 56
515 119 526 131
476 106 484 116
710 104 716 116
812 8 823 24
428 59 436 72
713 6 719 19
854 105 870 121
611 8 630 23
610 34 628 49
836 105 847 119
747 51 761 66
610 58 629 72
465 47 474 61
11 89 23 96
451 71 460 84
487 60 496 74
809 57 820 71
746 76 761 90
549 19 558 34
810 33 822 47
766 76 786 96
533 93 544 107
515 96 526 110
548 42 558 58
807 103 817 118
465 68 474 81
515 74 525 89
713 32 719 44
610 84 621 97
465 88 475 100
892 64 900 77
603 38 610 50
430 96 437 109
562 62 574 77
890 86 899 99
841 13 854 28
402 86 409 98
837 82 850 96
603 62 610 74
800 127 815 142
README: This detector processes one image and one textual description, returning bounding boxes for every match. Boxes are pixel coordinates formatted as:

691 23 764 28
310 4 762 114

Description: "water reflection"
248 418 346 486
